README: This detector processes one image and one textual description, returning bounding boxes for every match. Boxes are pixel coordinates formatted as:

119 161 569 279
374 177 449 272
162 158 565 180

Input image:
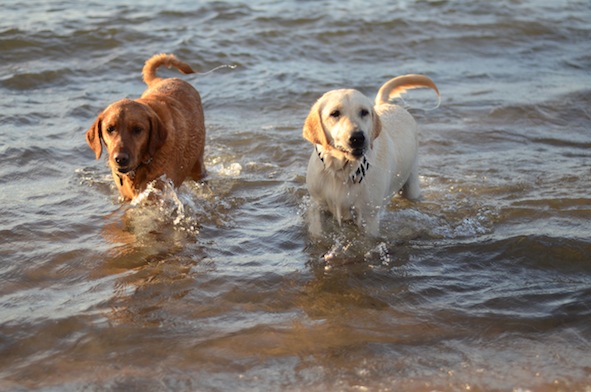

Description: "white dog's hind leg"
362 216 380 237
402 161 421 200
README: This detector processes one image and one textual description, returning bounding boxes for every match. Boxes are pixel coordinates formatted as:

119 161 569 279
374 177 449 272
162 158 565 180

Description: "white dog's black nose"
349 131 366 149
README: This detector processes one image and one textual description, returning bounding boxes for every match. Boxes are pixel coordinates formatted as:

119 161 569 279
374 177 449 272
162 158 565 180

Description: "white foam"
210 162 243 178
127 175 201 235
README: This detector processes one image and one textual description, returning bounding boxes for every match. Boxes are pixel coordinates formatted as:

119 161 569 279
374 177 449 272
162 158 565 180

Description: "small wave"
1 69 72 90
431 208 496 240
75 167 113 194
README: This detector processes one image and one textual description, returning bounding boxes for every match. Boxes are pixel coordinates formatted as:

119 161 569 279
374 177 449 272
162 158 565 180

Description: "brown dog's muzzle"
113 151 131 173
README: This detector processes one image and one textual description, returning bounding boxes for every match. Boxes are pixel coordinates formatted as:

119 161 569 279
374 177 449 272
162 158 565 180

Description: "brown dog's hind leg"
189 158 206 181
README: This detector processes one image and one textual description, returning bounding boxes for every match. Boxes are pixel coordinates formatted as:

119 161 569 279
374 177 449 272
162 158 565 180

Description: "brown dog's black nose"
349 131 366 149
114 152 130 167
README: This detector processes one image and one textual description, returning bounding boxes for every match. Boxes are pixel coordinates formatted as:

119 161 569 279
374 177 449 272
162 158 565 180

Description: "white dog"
303 74 439 236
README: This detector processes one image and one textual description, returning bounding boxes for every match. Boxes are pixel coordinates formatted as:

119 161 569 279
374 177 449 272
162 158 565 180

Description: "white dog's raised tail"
375 74 440 106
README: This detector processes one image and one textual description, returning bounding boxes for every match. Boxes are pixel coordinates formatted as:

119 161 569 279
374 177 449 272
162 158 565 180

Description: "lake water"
1 0 590 391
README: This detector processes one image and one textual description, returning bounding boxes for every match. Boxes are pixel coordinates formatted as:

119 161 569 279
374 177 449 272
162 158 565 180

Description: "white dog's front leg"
307 202 324 238
356 206 381 237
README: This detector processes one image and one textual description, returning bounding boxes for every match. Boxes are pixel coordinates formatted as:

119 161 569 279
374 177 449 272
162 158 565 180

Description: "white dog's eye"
329 110 340 118
360 109 369 118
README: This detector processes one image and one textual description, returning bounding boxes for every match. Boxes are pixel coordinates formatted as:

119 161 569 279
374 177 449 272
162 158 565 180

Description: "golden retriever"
303 74 439 236
86 53 206 201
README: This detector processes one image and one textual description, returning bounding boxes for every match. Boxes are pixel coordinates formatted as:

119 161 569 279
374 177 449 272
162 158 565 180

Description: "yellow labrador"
303 75 439 236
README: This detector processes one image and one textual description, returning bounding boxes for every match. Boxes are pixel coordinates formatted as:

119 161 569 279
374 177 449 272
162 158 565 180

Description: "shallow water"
1 0 590 391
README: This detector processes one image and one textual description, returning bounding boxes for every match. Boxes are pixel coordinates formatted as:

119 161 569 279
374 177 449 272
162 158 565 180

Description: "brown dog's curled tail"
142 53 195 87
375 74 440 106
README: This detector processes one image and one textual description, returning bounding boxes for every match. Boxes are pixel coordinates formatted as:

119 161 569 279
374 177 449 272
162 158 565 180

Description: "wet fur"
86 53 206 201
303 74 439 236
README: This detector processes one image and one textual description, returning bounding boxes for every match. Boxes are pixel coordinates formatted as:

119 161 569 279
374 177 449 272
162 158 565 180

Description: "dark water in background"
1 0 591 390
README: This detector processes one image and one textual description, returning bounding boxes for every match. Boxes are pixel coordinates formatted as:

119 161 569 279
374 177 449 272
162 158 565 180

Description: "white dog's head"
303 89 382 161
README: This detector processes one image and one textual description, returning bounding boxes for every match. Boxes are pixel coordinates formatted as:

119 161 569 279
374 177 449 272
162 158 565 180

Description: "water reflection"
89 182 212 329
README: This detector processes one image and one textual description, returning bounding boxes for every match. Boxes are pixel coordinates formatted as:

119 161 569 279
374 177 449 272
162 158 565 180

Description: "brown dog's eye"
329 110 340 118
360 109 369 118
132 126 143 135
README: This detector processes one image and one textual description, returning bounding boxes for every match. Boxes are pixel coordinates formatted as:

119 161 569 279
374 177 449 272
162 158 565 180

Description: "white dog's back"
372 103 421 199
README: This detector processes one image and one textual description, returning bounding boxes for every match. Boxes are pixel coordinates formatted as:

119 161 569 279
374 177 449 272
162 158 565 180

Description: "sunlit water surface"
1 0 590 391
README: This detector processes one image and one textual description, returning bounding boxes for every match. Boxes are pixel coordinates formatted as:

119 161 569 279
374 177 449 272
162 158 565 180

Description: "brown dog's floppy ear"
147 111 167 158
86 115 103 160
371 108 382 141
303 102 329 146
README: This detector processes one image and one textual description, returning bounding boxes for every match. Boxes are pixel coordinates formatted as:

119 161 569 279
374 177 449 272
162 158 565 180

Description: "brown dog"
86 53 206 201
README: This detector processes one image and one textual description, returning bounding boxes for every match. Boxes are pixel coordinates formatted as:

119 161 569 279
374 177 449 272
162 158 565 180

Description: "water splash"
129 175 201 235
364 242 392 266
197 64 238 76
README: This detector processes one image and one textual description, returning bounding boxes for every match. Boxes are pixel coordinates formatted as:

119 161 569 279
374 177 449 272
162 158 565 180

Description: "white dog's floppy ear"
303 101 329 147
371 108 382 141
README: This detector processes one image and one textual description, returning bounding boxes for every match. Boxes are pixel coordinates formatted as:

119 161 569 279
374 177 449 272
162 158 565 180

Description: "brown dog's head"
303 89 382 161
86 99 166 174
